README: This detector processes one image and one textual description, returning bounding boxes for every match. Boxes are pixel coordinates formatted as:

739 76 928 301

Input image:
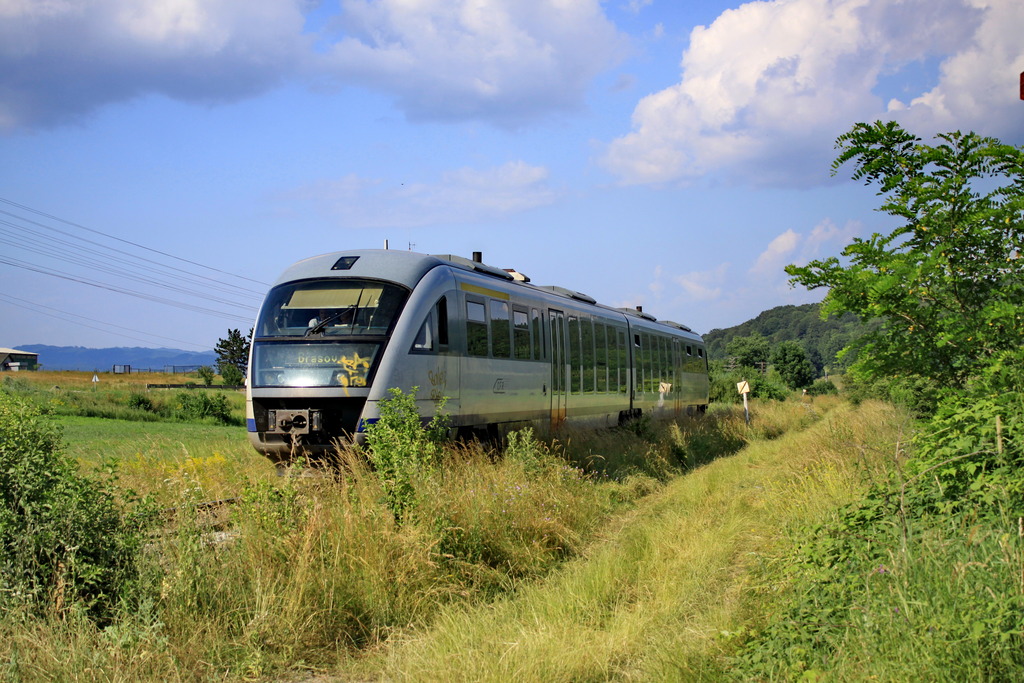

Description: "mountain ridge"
13 344 217 372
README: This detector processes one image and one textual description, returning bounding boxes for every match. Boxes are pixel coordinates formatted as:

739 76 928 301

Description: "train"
245 249 709 463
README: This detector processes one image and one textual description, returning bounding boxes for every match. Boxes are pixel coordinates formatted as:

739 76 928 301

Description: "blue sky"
2 0 1022 352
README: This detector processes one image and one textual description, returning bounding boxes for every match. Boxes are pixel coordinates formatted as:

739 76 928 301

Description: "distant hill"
19 307 868 373
704 303 874 373
17 345 217 372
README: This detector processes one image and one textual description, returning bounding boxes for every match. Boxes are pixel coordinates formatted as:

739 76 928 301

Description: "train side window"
411 296 449 354
642 333 654 394
608 327 620 393
513 307 531 360
411 311 436 352
437 296 449 346
673 340 681 384
531 308 543 360
657 335 667 388
664 337 672 388
568 316 581 393
596 322 609 392
490 300 511 358
581 318 594 392
467 299 488 357
617 329 628 393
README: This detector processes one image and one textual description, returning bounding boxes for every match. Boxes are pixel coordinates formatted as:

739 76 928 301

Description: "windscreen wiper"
304 291 363 337
305 305 355 337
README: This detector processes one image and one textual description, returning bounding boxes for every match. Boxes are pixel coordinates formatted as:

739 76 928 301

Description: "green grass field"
58 415 275 505
3 373 1021 681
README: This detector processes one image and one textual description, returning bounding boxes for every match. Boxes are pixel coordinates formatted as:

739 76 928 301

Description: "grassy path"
344 400 904 681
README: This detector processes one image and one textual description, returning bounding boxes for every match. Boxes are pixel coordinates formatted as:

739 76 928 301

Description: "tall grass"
364 399 895 681
0 388 841 680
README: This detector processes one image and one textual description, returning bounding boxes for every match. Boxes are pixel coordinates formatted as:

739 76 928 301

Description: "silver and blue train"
246 250 709 463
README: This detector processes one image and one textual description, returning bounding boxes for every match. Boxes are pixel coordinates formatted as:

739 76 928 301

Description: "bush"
709 365 788 404
806 378 838 396
0 392 151 621
126 392 155 412
174 391 233 424
751 373 789 401
363 387 449 521
196 366 215 386
909 350 1024 517
842 370 939 417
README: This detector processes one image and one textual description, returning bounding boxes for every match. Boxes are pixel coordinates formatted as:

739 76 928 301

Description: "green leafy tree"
215 328 252 379
725 334 770 370
786 121 1024 385
770 341 816 390
220 363 244 386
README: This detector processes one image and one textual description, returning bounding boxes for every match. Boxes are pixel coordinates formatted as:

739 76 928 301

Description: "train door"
548 309 567 427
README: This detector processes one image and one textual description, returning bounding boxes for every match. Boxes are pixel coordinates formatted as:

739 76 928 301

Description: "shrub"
126 392 155 412
806 378 838 396
174 391 233 424
196 366 215 386
909 350 1024 517
0 392 151 621
363 387 449 521
709 365 788 403
842 370 939 417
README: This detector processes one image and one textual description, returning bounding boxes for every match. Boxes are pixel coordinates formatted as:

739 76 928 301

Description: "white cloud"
0 0 311 131
0 0 626 131
648 264 665 296
322 0 626 126
613 263 726 326
750 228 800 277
601 0 1024 187
897 0 1024 134
290 161 560 228
801 218 862 260
749 219 864 277
672 265 727 302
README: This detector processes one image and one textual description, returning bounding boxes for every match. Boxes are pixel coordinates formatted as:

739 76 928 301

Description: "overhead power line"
0 197 270 289
0 293 215 351
0 198 274 341
0 217 264 302
0 255 255 324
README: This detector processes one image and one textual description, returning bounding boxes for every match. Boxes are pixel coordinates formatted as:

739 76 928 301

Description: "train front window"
252 279 408 388
252 342 381 388
256 280 408 338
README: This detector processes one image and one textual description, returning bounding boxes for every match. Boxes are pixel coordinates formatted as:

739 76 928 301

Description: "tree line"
704 302 875 375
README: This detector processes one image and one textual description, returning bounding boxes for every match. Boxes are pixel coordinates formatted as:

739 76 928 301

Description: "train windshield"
252 279 408 388
255 279 408 338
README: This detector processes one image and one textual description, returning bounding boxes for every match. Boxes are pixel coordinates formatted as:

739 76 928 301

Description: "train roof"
271 249 703 340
